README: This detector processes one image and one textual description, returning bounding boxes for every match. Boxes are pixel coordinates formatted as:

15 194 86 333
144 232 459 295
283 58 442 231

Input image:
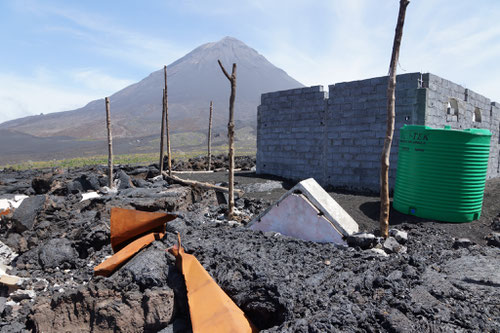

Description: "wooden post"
218 60 237 219
164 65 172 176
105 97 114 188
159 86 166 174
380 0 410 238
163 172 244 196
207 101 213 171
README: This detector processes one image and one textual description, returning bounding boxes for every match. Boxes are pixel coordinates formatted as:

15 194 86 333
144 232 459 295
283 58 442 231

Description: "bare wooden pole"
159 87 166 174
164 65 172 176
207 101 213 171
105 97 114 188
218 60 237 219
162 172 244 196
380 0 410 238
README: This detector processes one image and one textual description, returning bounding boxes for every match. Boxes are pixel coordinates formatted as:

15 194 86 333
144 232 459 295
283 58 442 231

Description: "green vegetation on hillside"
1 145 256 170
0 126 256 170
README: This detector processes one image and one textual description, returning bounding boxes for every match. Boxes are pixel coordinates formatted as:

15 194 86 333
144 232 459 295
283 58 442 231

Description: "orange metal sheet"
169 234 258 333
110 207 176 252
94 207 177 277
94 232 164 277
0 208 10 217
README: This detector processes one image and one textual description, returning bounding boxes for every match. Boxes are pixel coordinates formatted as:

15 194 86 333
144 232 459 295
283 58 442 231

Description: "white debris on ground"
0 195 29 211
100 186 118 195
0 241 18 266
80 192 101 202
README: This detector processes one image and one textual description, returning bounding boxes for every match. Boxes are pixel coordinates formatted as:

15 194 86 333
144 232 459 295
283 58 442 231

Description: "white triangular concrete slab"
248 178 358 244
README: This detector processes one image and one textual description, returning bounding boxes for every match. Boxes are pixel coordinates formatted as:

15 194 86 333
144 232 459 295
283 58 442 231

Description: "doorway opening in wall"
446 99 459 115
473 107 482 122
446 98 459 123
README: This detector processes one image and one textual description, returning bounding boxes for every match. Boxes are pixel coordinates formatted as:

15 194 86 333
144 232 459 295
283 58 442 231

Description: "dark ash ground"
0 156 498 332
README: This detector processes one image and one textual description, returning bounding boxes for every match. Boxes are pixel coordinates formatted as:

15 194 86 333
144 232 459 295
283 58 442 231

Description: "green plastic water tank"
393 125 491 222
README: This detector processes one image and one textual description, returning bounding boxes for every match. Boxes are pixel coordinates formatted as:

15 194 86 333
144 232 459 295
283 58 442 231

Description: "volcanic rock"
31 176 54 194
0 241 18 266
133 178 150 188
67 174 101 194
486 232 500 248
38 239 78 269
346 232 377 249
0 161 499 332
116 169 135 190
31 285 175 333
157 317 191 333
11 195 47 232
367 248 389 257
146 167 160 179
383 237 407 254
0 322 25 333
111 243 170 290
3 234 28 254
10 289 35 302
0 296 6 314
389 228 408 244
492 218 500 232
453 238 473 249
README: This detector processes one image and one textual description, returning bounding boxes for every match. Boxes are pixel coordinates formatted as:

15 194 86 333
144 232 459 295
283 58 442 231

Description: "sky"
1 0 499 123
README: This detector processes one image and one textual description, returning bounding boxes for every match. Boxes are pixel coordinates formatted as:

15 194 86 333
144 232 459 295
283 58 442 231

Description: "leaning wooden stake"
207 101 213 171
164 65 172 176
380 0 410 238
159 87 166 174
218 60 237 219
105 97 114 188
162 172 244 196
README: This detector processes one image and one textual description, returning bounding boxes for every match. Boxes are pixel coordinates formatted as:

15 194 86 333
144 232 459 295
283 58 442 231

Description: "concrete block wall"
324 73 421 190
257 72 499 191
423 73 500 178
257 86 328 181
491 102 500 177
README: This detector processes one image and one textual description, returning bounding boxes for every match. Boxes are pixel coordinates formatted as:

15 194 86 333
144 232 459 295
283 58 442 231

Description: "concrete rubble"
248 178 358 245
0 241 18 266
80 191 101 202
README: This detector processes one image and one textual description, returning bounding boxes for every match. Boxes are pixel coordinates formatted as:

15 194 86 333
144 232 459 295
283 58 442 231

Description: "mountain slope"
0 37 304 140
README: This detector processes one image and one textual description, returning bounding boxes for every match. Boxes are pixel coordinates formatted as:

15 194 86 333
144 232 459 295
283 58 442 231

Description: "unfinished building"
256 73 500 191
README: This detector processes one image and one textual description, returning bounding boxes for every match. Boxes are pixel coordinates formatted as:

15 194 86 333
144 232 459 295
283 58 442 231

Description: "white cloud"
256 0 500 103
70 69 134 93
259 1 395 89
397 1 500 102
0 69 132 123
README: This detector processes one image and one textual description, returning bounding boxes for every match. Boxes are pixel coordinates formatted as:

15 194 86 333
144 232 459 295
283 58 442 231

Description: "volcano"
0 37 303 141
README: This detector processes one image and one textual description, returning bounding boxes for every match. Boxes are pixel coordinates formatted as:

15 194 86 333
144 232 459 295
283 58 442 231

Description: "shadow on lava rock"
234 171 296 191
359 200 430 226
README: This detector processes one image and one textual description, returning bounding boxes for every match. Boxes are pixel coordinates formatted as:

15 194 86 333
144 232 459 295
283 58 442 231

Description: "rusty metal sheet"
110 207 176 252
169 234 258 333
0 208 10 217
94 232 164 277
94 207 176 277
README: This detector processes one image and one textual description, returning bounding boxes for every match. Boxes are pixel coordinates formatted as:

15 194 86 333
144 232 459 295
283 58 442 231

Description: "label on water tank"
399 131 429 145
